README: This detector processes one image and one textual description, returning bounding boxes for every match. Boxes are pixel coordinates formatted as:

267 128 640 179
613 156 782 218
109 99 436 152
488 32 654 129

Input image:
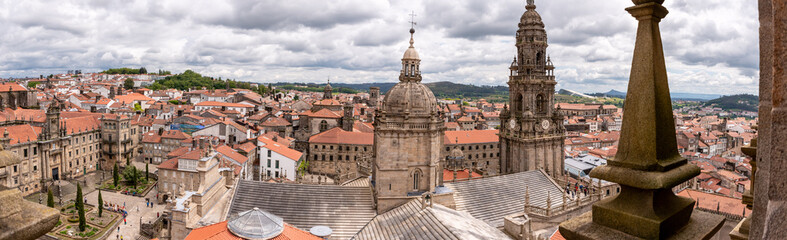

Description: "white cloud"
0 0 759 95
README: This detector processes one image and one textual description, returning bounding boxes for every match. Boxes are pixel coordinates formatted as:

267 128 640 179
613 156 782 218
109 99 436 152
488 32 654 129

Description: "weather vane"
409 11 417 29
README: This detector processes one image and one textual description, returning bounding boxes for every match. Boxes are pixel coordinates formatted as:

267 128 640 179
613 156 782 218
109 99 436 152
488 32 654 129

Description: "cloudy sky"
0 0 758 95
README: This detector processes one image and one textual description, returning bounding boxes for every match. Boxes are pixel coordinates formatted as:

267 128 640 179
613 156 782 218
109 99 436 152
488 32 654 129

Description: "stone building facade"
373 28 446 213
499 1 565 178
0 102 101 196
307 127 373 178
100 114 139 169
444 130 500 176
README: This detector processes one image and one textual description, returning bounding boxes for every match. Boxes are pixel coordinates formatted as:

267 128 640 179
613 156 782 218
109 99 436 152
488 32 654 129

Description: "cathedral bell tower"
499 0 565 178
373 24 446 214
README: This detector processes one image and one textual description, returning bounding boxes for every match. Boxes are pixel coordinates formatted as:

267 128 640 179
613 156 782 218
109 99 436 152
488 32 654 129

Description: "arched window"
515 94 524 112
413 171 420 190
536 94 546 113
319 120 328 132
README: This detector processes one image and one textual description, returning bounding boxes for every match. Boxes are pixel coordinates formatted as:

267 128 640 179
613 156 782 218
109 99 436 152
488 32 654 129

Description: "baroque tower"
499 0 565 178
373 26 445 213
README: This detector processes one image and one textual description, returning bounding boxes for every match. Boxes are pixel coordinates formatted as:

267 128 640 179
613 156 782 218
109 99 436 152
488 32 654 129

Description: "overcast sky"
0 0 758 95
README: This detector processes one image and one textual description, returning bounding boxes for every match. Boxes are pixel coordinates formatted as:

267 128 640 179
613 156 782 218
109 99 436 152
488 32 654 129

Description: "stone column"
559 1 724 239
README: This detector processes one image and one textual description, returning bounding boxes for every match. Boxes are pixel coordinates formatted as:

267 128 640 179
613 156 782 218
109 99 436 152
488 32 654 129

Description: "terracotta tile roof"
114 93 154 104
444 130 499 144
443 169 481 181
260 132 293 147
261 117 291 127
308 127 373 145
0 108 46 123
195 101 254 108
185 220 321 240
457 116 474 122
0 82 27 92
61 116 100 134
551 230 567 240
161 130 190 140
301 108 342 119
258 136 303 161
445 122 460 130
352 122 374 133
216 145 249 164
167 146 191 158
234 142 256 153
312 98 341 106
0 124 41 144
157 157 179 171
676 189 750 218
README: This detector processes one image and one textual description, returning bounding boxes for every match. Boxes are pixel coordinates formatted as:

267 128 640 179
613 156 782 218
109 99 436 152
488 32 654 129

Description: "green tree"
139 67 147 74
46 189 54 208
134 103 143 112
113 163 119 187
293 95 299 101
76 183 86 231
97 190 103 217
123 165 140 188
27 81 40 89
124 78 135 90
145 163 149 181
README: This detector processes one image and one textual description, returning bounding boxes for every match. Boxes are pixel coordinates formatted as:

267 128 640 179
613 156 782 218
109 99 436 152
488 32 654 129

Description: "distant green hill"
703 94 759 112
273 81 510 102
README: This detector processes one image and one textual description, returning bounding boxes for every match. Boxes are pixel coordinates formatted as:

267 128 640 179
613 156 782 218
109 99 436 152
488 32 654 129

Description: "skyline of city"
0 0 758 95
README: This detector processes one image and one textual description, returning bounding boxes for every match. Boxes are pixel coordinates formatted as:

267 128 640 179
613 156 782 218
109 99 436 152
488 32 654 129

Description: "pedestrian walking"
117 226 120 233
124 218 126 225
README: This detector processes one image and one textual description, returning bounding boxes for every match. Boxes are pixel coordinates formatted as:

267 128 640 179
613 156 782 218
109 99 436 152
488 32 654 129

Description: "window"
275 171 279 178
267 159 271 168
267 150 272 157
275 160 279 168
413 172 420 190
33 147 37 155
33 165 37 171
319 120 329 132
23 149 27 158
13 165 17 172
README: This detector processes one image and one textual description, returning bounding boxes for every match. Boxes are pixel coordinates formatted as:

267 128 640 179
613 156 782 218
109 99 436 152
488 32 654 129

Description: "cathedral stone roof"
381 81 439 116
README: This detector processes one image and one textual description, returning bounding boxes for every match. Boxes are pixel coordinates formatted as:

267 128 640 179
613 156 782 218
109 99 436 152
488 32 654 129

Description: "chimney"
158 128 164 136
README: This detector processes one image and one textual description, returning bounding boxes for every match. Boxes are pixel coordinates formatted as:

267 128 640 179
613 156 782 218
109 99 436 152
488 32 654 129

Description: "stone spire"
401 13 421 82
322 79 333 100
559 1 724 239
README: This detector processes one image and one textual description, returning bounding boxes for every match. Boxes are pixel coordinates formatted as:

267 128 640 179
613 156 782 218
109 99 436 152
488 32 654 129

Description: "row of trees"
102 67 171 75
146 70 269 95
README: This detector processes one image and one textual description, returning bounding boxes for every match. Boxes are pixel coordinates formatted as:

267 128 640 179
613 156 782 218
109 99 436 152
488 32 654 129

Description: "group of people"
565 182 593 199
103 201 128 217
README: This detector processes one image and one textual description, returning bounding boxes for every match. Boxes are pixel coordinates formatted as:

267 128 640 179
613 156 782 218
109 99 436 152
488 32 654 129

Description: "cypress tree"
46 189 54 208
76 183 86 231
113 163 119 187
145 163 149 181
98 190 103 217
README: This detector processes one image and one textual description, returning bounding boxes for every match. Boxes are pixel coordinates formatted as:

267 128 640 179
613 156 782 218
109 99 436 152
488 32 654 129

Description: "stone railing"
527 194 600 219
696 207 744 222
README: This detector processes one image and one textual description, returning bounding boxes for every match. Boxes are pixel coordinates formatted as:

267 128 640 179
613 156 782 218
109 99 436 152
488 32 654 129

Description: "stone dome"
227 207 284 240
520 2 544 27
382 81 439 116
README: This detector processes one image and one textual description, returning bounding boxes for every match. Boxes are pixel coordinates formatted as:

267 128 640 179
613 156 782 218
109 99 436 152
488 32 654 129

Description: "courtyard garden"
99 163 156 197
46 186 121 240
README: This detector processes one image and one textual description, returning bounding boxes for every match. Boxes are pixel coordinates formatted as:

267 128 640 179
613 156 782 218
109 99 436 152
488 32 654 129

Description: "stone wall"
751 0 787 239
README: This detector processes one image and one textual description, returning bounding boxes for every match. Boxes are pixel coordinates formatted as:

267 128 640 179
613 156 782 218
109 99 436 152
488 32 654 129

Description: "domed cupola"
227 207 284 239
520 0 544 28
380 27 439 117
